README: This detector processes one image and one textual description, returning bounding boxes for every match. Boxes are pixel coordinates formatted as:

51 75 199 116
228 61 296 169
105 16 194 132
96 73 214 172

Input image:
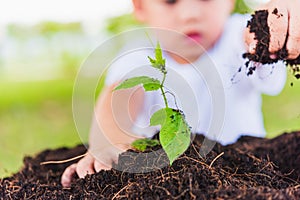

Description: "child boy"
61 0 300 187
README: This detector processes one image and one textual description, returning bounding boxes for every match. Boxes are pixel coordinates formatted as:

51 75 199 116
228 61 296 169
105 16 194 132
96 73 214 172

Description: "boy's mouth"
185 32 202 43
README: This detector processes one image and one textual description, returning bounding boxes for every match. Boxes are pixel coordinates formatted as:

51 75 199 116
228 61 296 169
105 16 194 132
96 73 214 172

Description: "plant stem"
160 71 168 108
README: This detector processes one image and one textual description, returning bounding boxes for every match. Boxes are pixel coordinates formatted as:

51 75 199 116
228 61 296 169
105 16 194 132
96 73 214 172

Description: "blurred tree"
35 21 83 37
7 22 83 39
105 13 141 35
233 0 252 14
7 24 36 40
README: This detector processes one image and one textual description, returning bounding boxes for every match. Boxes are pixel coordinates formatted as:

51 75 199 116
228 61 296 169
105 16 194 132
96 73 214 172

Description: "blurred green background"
0 0 299 178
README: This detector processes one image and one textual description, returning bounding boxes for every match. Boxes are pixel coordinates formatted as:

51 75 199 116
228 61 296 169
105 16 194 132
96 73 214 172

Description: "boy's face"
133 0 235 63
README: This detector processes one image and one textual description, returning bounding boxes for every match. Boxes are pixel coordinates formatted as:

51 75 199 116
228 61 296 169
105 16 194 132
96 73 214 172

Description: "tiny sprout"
115 42 191 165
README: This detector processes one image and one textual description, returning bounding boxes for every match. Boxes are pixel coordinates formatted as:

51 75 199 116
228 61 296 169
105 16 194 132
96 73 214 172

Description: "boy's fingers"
94 160 111 172
267 5 288 53
76 154 95 178
93 146 122 172
286 2 300 59
61 163 77 187
244 28 257 54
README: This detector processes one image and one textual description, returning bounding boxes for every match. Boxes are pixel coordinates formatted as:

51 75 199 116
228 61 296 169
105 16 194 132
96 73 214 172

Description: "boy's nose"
177 0 202 23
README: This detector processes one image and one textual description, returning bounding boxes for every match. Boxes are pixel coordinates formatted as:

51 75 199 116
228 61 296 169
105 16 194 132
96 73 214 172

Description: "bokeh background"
0 0 299 178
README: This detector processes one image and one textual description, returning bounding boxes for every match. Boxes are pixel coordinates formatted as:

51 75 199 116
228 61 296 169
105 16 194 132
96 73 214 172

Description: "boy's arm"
61 83 144 187
245 0 300 59
89 83 144 163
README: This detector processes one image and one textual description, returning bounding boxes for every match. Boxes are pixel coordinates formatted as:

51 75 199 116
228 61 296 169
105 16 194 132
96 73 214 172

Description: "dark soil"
1 132 300 199
243 9 300 78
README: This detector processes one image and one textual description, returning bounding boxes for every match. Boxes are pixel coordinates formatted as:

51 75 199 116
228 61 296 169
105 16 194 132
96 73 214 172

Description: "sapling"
114 43 191 164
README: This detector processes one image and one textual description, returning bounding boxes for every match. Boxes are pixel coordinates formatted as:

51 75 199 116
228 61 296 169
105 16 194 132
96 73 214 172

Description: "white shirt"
105 14 287 145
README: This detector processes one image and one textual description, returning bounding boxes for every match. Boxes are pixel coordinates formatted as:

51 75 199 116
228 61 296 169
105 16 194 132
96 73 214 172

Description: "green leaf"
148 43 166 73
114 76 161 91
155 43 164 64
150 108 168 126
150 108 191 165
143 83 161 91
132 138 160 152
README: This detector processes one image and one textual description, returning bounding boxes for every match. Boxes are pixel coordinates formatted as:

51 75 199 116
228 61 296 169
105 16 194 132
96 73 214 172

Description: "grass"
0 74 299 178
263 74 300 138
0 79 84 178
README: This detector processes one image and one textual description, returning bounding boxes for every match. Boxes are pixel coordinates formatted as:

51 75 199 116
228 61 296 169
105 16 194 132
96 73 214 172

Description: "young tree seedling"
114 43 191 165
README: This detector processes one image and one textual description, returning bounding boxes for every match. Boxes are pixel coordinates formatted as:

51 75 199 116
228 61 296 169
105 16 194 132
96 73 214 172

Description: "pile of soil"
243 9 300 78
1 132 300 199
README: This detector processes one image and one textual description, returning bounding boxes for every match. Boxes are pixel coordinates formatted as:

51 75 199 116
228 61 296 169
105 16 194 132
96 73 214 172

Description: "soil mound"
1 132 300 199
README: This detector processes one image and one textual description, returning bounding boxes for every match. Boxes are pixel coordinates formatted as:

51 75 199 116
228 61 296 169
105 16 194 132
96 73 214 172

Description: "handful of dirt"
243 9 300 78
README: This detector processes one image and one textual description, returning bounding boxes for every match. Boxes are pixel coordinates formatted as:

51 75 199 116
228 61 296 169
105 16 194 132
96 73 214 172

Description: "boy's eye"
165 0 178 5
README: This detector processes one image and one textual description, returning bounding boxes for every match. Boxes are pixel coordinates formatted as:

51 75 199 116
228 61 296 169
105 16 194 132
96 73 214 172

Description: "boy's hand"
61 152 110 188
245 0 300 59
61 146 124 188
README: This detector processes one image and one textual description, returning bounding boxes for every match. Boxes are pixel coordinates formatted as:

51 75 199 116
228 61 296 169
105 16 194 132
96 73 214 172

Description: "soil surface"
243 9 300 78
1 132 300 199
